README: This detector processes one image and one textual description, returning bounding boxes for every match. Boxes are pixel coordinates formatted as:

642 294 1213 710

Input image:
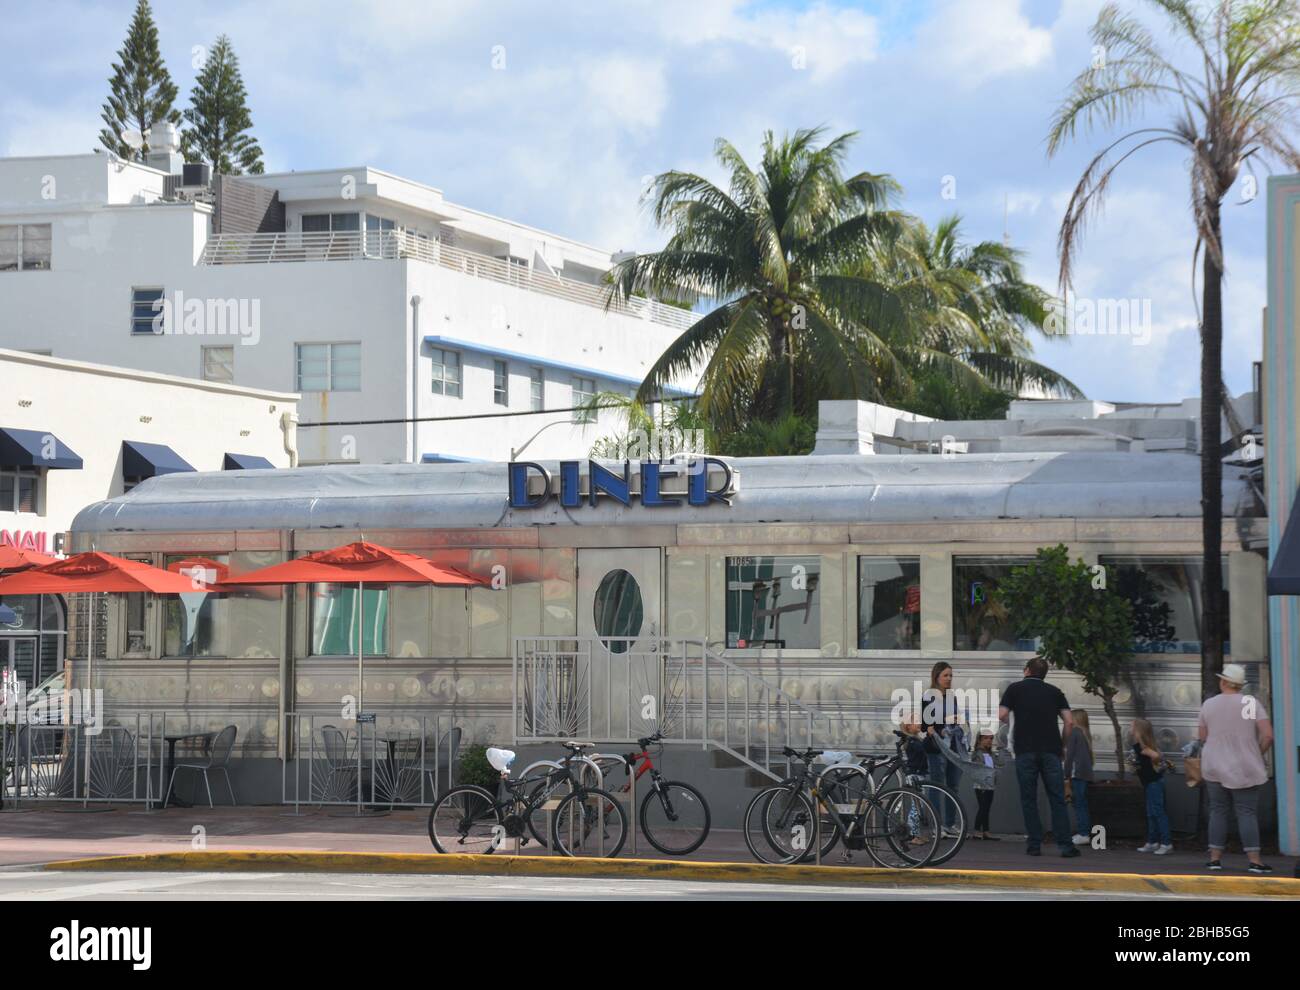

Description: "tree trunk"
1101 690 1125 782
1199 199 1226 700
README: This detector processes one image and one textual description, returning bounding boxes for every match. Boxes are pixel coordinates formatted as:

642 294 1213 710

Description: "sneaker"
1206 860 1223 871
983 833 1001 841
1136 843 1158 853
1247 862 1273 875
1154 844 1173 855
1061 846 1081 859
1072 834 1090 845
941 826 962 839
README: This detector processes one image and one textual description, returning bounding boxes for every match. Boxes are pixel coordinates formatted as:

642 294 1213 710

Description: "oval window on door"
593 569 644 654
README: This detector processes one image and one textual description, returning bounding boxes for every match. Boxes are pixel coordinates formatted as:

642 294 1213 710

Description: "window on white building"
493 360 509 406
301 213 360 233
130 287 165 335
572 376 597 423
202 346 235 384
0 224 52 271
0 468 39 514
295 342 361 392
530 367 544 412
431 348 461 397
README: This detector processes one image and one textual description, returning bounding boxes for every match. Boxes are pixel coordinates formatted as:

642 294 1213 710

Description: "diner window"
124 588 149 655
0 223 52 271
130 287 165 335
572 376 597 423
953 556 1037 651
431 348 461 397
493 360 509 406
295 342 360 392
0 468 40 514
530 367 544 411
1101 555 1230 654
202 345 234 384
310 584 388 656
858 556 921 650
163 554 229 658
726 555 821 650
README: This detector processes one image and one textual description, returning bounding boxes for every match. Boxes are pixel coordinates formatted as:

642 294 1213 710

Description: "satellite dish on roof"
121 129 146 152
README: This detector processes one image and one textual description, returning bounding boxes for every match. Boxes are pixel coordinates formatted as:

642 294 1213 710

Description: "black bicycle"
742 746 941 868
428 744 628 857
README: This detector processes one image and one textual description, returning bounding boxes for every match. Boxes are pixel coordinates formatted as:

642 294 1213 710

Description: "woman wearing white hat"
1196 663 1274 874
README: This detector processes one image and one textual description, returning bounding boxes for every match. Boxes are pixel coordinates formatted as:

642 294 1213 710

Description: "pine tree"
181 35 265 175
98 0 180 160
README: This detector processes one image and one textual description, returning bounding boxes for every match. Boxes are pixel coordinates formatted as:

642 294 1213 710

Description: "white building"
0 347 297 688
0 141 695 467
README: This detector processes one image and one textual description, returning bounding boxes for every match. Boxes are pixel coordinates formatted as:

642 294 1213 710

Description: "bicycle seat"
561 741 595 751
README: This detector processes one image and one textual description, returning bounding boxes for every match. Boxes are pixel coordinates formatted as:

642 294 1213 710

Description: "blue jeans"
1071 778 1091 837
1014 752 1073 854
927 752 963 829
1144 779 1171 845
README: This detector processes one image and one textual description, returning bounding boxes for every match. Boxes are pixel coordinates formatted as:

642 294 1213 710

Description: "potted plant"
458 744 501 799
996 544 1148 837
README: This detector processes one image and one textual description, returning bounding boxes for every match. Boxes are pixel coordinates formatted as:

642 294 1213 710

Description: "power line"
296 395 699 429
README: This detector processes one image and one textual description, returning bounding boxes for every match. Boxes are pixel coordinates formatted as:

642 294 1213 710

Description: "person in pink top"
1197 663 1275 874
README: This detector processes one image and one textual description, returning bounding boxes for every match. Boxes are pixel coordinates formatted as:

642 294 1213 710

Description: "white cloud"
917 0 1054 86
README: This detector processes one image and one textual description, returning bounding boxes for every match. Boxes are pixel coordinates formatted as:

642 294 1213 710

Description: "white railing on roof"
198 229 698 331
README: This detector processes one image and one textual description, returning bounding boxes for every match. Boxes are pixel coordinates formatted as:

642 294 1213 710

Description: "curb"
41 851 1300 897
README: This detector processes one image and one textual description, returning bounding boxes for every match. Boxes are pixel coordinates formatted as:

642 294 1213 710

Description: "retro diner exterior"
62 443 1271 830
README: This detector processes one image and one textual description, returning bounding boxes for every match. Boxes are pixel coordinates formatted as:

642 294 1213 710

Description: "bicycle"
428 744 628 857
516 743 607 849
820 731 969 867
594 732 710 855
742 746 941 868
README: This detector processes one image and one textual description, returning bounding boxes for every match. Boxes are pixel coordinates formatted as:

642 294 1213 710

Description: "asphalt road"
0 869 1242 900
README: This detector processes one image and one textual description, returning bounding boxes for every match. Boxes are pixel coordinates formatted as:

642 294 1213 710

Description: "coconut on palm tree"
1047 0 1300 697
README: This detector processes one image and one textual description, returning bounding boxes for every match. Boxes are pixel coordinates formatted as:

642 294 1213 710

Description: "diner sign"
508 458 737 509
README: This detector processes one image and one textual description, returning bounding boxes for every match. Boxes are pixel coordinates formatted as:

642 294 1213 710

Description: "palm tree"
870 215 1082 400
607 128 916 434
1047 0 1300 697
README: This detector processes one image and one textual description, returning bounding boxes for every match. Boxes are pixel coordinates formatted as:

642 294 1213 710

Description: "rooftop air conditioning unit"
181 162 212 190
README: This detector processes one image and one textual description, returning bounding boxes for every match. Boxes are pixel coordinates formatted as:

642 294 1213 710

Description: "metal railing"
198 230 698 331
512 637 834 782
1 714 164 806
281 712 458 812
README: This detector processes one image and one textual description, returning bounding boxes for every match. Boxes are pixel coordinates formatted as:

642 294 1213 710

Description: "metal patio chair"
389 726 461 807
164 725 237 808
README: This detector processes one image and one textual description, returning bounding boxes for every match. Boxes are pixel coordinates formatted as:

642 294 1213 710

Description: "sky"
0 0 1285 404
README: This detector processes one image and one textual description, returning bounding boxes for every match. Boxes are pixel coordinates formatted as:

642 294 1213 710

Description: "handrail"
198 230 698 331
512 636 834 783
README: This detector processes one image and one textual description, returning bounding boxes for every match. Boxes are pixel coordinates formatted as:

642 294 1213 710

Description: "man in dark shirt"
999 657 1080 858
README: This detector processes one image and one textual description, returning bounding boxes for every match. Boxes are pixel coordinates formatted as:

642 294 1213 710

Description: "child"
1131 718 1172 854
937 723 1008 839
899 720 933 845
1063 709 1094 846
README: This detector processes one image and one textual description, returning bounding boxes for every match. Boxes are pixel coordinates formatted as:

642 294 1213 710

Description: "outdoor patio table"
161 731 218 808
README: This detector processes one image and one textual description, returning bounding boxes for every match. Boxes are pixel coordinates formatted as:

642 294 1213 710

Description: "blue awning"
1268 489 1300 595
0 428 83 470
223 453 276 470
122 441 194 480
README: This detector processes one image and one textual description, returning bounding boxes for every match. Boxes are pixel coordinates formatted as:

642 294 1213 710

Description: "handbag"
1183 755 1203 788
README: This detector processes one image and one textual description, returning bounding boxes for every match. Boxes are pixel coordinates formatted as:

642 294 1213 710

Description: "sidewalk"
2 804 1296 880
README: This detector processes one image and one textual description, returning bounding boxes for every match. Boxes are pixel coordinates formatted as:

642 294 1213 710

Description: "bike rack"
590 752 635 857
516 756 615 858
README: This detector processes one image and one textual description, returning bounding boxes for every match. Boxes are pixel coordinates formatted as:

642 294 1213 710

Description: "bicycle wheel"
913 781 967 866
864 787 939 869
640 780 710 855
804 766 872 862
428 785 503 854
761 787 820 864
551 787 628 857
522 772 572 849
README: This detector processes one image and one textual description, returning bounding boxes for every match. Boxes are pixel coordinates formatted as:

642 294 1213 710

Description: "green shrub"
458 744 500 792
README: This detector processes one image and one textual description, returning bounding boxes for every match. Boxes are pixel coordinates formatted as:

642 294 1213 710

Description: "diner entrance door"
577 549 663 741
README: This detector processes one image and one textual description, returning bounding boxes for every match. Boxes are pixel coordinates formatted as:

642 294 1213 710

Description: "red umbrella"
0 544 57 573
0 552 216 799
219 541 484 811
